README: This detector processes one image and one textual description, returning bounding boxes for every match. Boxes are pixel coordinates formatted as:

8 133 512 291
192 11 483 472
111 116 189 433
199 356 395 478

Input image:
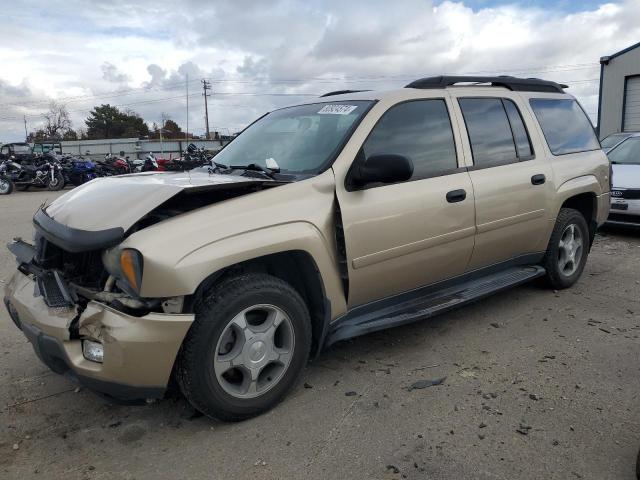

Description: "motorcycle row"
0 144 215 196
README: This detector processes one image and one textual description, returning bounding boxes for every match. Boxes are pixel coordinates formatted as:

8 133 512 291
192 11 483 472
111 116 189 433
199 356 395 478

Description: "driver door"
334 97 476 307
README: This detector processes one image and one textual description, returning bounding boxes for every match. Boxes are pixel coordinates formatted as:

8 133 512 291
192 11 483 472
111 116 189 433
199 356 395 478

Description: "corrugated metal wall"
60 138 228 160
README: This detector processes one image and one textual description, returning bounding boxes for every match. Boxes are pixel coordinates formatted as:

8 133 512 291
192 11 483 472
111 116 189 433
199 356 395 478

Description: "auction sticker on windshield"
318 104 358 115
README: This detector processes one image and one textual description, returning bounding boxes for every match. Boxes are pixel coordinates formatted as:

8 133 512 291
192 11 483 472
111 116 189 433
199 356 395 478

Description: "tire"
177 273 312 421
47 172 65 191
0 176 13 195
542 208 590 289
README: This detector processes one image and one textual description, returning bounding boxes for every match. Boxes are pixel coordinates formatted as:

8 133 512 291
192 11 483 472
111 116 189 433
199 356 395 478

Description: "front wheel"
0 176 13 195
177 273 312 421
47 172 65 191
542 208 590 289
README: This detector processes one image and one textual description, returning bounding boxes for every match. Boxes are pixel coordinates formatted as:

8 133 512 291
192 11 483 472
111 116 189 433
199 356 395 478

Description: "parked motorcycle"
0 159 15 195
59 154 97 186
95 153 131 176
5 155 65 191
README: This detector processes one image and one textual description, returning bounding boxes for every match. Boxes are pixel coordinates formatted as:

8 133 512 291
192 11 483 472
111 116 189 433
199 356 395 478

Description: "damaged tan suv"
4 76 610 421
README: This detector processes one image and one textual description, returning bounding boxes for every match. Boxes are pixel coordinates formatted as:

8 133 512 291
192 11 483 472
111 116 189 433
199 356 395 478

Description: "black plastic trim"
406 75 567 93
324 253 545 348
33 208 124 253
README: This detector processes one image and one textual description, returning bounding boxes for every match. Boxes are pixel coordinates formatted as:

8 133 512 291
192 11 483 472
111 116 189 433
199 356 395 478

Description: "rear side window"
529 99 600 155
459 98 533 168
362 99 458 180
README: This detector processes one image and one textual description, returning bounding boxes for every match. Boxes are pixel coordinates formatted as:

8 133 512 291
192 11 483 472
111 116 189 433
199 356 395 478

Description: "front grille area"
37 238 107 290
611 189 640 200
37 271 72 308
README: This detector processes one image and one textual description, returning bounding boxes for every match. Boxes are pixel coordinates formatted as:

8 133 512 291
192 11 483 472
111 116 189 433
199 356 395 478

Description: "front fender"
138 221 347 317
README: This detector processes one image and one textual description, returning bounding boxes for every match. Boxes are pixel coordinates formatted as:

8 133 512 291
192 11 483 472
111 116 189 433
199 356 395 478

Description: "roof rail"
405 76 567 93
319 89 371 97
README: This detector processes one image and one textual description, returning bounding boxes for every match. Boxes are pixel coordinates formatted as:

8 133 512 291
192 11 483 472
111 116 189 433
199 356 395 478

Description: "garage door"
623 76 640 132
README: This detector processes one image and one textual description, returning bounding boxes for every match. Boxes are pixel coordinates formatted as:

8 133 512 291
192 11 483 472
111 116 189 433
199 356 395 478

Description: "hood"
44 171 273 233
611 164 640 189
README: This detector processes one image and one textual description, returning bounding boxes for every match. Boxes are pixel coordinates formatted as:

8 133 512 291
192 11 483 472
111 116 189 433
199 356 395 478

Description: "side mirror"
350 153 413 188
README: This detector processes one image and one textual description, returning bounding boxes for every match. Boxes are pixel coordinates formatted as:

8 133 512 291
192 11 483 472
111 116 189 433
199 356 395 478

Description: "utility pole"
202 79 211 140
23 116 28 141
185 73 189 142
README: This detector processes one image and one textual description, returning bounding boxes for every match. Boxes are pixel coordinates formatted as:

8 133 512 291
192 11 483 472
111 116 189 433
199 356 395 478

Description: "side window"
362 99 458 181
529 98 600 155
459 98 533 168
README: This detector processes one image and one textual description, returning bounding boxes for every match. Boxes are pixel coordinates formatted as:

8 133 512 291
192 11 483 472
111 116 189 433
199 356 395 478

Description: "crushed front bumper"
4 271 194 401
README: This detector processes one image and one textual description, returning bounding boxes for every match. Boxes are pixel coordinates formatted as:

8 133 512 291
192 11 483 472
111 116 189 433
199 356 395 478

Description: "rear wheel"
0 176 13 195
542 208 589 289
177 273 312 421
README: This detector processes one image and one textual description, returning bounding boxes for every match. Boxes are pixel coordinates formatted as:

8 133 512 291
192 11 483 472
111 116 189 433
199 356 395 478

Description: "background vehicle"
32 142 63 155
4 76 610 422
601 132 635 153
0 142 34 162
5 155 65 191
59 154 97 186
0 159 14 195
606 132 640 226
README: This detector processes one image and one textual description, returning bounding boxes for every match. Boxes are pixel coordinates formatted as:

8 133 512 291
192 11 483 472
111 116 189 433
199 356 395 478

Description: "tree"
85 104 150 139
151 118 183 139
43 101 72 139
62 129 78 140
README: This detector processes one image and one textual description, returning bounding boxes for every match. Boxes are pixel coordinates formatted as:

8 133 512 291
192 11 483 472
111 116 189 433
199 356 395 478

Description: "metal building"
597 42 640 139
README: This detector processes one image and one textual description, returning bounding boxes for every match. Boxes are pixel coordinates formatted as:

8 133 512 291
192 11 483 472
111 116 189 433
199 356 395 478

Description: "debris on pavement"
407 377 446 391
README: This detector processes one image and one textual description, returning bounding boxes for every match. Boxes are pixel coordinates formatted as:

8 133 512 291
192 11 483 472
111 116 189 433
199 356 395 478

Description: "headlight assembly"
102 248 144 296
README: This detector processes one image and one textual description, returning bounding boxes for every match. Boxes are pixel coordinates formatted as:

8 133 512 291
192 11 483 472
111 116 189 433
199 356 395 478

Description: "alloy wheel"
213 304 295 399
557 223 583 277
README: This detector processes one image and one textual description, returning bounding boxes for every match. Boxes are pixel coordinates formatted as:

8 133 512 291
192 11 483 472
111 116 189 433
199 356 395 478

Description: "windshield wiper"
229 163 278 180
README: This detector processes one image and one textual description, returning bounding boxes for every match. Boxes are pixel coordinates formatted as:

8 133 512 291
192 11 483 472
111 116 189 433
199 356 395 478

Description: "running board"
325 265 545 347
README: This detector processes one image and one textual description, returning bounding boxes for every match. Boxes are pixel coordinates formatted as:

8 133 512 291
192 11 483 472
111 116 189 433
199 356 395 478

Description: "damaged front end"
4 209 194 401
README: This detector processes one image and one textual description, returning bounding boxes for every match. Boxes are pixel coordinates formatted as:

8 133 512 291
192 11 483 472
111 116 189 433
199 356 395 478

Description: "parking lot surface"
1 190 639 479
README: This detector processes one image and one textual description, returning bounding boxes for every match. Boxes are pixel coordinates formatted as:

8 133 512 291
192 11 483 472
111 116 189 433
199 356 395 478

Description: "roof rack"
405 76 567 93
319 89 371 97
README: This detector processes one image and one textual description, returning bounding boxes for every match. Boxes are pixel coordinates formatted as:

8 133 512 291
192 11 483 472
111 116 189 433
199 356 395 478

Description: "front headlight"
102 248 144 296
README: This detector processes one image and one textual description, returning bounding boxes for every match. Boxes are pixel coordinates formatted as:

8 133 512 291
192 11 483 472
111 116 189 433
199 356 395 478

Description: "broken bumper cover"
4 271 194 401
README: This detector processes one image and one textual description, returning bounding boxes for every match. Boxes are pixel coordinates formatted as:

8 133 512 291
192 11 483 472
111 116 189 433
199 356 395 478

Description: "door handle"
446 189 466 203
531 174 546 185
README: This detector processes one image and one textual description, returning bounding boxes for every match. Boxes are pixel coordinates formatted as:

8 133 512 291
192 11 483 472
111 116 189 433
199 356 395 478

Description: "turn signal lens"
120 249 142 293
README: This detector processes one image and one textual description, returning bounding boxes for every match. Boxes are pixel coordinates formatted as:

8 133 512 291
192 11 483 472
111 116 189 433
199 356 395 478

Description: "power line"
0 62 601 109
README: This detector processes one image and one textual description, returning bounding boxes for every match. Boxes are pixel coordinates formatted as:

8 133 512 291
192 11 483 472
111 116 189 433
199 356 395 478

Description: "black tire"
47 172 65 191
0 176 13 195
542 207 590 289
177 273 312 421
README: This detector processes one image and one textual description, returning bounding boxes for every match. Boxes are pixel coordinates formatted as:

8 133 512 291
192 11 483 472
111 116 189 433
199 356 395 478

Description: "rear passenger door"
451 94 554 270
335 98 476 307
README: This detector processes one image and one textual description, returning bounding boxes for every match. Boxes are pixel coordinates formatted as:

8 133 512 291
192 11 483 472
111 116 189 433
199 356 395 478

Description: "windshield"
601 134 629 148
608 137 640 165
214 100 373 174
12 144 32 154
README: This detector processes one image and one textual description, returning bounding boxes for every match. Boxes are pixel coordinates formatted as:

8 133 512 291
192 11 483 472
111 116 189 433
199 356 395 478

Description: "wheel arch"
186 250 331 359
555 176 601 248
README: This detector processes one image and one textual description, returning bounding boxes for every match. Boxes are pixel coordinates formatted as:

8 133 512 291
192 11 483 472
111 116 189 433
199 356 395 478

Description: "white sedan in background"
607 132 640 226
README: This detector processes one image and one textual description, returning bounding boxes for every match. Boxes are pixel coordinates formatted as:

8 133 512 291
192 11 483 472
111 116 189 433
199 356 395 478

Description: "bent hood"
43 171 273 233
611 164 640 189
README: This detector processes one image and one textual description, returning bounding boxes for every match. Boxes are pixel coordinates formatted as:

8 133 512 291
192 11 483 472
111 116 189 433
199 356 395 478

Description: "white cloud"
0 0 639 142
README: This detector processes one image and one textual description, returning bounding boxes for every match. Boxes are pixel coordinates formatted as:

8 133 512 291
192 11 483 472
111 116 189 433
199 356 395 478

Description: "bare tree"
43 101 72 139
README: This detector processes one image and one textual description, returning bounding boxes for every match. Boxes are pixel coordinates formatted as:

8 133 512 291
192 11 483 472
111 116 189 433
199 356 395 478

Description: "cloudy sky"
1 0 639 143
